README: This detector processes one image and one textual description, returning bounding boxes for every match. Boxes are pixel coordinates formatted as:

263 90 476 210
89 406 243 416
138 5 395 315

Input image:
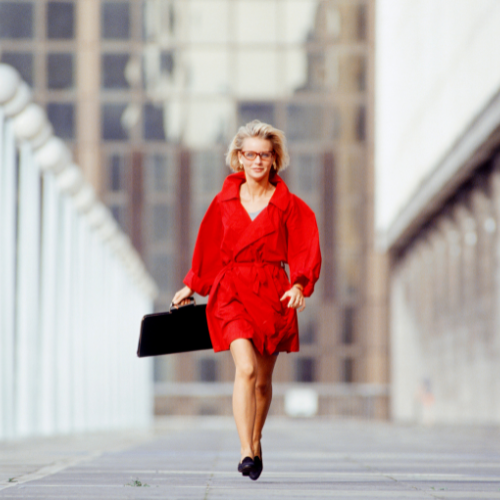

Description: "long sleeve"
286 195 322 297
183 195 224 296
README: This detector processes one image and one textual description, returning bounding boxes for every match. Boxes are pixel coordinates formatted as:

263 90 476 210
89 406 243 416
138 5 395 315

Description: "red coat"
184 171 322 355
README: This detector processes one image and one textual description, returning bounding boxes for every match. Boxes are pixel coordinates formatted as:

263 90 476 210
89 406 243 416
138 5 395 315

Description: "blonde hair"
226 120 290 173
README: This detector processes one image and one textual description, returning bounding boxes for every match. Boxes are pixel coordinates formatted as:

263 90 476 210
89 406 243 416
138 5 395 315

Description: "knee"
255 379 272 397
236 362 257 382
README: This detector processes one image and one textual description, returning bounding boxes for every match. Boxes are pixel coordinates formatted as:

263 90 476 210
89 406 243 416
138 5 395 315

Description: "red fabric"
183 171 322 355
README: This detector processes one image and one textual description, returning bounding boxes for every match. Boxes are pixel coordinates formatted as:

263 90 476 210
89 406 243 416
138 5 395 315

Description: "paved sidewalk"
1 417 500 499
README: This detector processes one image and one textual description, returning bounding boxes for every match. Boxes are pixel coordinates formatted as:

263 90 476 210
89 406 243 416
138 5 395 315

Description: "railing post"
39 172 59 435
0 115 17 439
15 142 41 437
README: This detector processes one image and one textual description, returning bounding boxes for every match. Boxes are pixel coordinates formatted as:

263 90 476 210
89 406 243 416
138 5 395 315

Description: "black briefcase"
137 299 212 357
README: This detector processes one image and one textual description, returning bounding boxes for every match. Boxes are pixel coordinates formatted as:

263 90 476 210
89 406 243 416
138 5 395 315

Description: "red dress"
184 171 322 355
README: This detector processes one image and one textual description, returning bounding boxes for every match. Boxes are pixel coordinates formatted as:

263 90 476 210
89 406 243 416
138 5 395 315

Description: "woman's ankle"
251 440 262 458
240 447 254 460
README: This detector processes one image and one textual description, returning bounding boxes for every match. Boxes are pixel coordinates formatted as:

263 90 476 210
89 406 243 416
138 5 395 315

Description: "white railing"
0 64 157 440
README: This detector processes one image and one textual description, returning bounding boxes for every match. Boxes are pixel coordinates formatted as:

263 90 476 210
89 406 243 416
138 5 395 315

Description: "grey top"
248 207 265 220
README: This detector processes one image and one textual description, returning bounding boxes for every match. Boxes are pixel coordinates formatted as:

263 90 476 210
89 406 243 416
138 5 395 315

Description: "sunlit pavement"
1 417 500 499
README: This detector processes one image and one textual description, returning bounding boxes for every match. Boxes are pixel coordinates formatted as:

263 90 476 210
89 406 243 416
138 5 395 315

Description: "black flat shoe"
249 444 263 481
238 456 255 476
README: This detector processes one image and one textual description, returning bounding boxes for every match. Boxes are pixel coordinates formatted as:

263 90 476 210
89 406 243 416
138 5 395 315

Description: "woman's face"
238 137 275 183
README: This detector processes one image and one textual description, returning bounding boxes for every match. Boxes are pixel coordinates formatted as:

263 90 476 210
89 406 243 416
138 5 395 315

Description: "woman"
173 120 321 481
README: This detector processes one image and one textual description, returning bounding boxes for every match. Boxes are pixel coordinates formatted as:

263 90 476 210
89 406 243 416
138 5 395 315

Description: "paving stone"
1 417 500 499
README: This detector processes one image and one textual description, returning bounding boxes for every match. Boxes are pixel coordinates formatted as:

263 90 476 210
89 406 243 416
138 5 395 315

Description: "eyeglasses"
241 151 274 161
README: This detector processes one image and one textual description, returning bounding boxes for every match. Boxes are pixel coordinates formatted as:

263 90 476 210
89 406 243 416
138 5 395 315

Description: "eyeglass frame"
240 150 275 161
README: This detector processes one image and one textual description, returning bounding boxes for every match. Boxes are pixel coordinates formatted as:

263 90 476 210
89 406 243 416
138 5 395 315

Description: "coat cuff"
183 269 211 297
292 275 314 297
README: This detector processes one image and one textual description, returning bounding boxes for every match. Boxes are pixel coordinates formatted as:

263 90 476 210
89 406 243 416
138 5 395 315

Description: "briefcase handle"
169 296 196 312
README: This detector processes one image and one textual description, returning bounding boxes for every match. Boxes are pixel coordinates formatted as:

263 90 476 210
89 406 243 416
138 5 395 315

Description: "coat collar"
220 171 291 211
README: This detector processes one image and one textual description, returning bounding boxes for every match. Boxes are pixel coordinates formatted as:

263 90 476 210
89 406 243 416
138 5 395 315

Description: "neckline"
248 207 266 215
220 172 290 212
239 182 275 223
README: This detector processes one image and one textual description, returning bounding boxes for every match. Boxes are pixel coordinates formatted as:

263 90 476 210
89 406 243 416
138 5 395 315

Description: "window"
102 2 130 39
356 57 367 91
294 153 320 193
331 107 342 139
102 53 130 89
342 358 354 383
299 50 325 92
160 51 175 75
143 103 165 141
108 154 127 191
322 152 335 299
102 103 128 140
150 253 172 290
198 358 218 382
286 104 323 142
47 2 74 39
238 102 275 128
296 357 315 383
355 105 366 142
146 154 174 193
152 204 171 243
300 320 316 345
192 151 221 194
1 52 33 85
46 103 74 139
0 3 33 39
341 307 354 344
357 4 367 41
47 53 73 89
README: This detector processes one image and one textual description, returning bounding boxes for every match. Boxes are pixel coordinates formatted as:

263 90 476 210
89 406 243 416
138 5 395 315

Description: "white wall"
375 0 500 235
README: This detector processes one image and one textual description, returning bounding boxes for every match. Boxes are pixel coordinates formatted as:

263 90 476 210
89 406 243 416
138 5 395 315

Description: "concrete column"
426 226 447 418
470 184 495 421
489 157 500 422
390 241 428 422
438 216 461 419
454 202 476 421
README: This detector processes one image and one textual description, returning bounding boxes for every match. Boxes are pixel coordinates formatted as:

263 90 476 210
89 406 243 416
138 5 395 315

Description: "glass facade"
47 53 74 89
0 2 33 39
0 0 77 148
101 2 130 39
46 102 74 138
47 1 74 39
102 53 130 89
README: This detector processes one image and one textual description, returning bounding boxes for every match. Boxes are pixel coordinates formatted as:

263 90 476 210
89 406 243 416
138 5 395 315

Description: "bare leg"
230 339 258 460
252 352 277 458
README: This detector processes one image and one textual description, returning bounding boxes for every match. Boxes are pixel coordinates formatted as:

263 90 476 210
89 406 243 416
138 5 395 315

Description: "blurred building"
0 0 166 257
143 0 387 417
376 0 500 423
0 0 388 417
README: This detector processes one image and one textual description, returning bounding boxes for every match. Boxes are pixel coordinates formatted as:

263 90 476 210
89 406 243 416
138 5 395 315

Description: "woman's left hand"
280 285 305 312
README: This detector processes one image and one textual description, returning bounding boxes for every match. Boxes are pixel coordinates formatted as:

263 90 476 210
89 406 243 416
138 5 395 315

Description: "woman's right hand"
172 286 194 307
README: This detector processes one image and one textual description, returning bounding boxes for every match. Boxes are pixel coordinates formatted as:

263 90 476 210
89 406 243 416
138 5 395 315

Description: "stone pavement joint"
1 417 500 499
0 452 101 492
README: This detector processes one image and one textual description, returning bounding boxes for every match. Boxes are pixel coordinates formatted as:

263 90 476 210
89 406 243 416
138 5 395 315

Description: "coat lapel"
219 171 291 258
